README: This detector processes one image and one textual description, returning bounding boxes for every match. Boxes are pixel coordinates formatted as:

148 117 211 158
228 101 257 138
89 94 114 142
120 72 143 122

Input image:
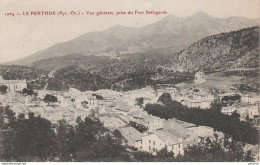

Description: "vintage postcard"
0 0 259 163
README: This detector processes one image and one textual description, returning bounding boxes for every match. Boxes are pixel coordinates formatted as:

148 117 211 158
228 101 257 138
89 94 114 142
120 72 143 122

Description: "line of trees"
144 93 259 145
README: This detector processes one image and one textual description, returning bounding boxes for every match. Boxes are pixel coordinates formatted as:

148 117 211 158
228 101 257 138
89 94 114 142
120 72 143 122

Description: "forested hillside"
166 26 259 72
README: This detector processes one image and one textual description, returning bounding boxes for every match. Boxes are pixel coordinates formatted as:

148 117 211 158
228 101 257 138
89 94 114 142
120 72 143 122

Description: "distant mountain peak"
191 11 212 18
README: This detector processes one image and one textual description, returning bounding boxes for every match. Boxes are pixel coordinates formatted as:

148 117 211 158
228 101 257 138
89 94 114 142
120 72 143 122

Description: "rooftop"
195 71 205 75
118 126 142 146
116 104 133 112
154 130 181 145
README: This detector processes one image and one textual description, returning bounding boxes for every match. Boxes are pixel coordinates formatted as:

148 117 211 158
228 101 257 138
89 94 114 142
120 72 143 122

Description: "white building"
194 71 206 84
143 116 164 132
88 96 98 109
241 94 259 105
248 105 259 119
137 130 184 156
0 76 27 93
73 94 98 109
221 106 236 115
182 99 212 109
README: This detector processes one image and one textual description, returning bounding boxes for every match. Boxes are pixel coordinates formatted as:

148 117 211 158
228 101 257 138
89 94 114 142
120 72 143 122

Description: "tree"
132 151 155 162
180 135 254 162
1 109 56 161
0 106 5 129
155 147 176 161
22 88 34 96
129 121 148 133
43 94 58 106
72 117 130 161
74 134 130 161
135 97 144 107
96 94 104 100
55 119 75 161
157 93 172 105
0 85 8 94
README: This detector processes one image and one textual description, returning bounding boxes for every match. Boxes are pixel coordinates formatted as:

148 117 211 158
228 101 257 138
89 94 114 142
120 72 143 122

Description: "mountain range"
1 12 259 91
8 12 259 66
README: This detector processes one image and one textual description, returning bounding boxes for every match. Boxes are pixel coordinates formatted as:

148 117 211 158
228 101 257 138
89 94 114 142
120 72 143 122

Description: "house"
74 94 86 109
87 96 97 109
118 126 142 147
165 87 178 99
177 88 214 109
248 105 259 119
0 76 27 93
138 130 184 156
143 115 163 132
193 92 214 101
221 106 236 115
115 104 133 116
244 144 260 162
68 88 81 98
163 119 198 148
75 109 89 120
128 110 163 132
97 101 106 113
241 94 259 105
182 99 212 109
173 93 185 102
234 105 249 120
143 97 151 106
128 110 149 124
217 92 241 102
73 94 97 109
194 71 206 84
99 116 127 130
187 126 224 144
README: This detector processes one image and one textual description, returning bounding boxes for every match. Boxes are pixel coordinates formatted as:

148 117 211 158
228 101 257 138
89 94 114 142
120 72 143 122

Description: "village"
0 72 259 160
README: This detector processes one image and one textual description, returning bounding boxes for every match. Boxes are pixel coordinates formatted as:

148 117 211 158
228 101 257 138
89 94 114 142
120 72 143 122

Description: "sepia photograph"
0 0 259 163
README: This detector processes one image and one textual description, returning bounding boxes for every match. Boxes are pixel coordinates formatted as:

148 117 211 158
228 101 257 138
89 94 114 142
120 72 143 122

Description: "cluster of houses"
0 73 259 159
118 117 225 156
219 92 259 122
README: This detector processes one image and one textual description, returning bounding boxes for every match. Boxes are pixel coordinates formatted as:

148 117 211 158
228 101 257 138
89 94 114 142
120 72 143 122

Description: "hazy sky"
0 0 259 63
